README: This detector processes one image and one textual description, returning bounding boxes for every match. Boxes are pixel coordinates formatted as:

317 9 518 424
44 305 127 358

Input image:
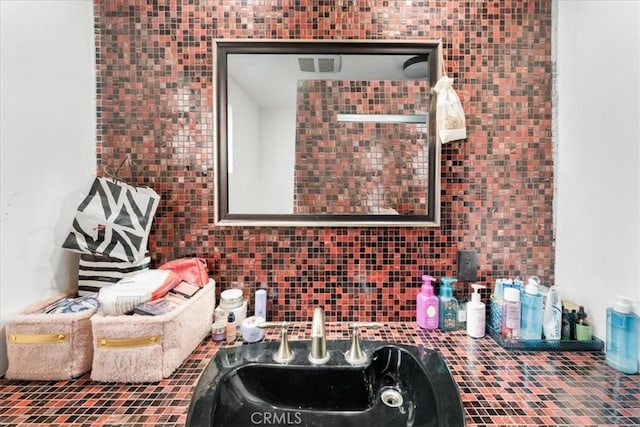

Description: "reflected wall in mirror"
214 40 442 226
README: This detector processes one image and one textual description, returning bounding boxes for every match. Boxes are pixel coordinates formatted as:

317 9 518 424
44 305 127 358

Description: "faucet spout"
309 307 329 364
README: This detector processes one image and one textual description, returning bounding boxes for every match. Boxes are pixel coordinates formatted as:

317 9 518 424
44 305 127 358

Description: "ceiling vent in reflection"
298 55 342 73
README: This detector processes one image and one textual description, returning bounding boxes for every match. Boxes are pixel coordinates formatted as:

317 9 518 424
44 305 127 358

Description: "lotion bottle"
439 277 459 331
467 284 486 338
417 275 439 330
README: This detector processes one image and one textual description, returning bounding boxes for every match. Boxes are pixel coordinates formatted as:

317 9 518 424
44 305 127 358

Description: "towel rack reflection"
336 114 427 124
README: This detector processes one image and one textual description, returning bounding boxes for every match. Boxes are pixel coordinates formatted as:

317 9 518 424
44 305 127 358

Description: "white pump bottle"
467 284 487 338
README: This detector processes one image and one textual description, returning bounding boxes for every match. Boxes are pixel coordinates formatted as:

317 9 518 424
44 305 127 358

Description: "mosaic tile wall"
94 1 554 322
294 80 429 215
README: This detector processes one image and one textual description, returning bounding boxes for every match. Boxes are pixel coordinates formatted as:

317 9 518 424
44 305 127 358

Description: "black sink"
187 340 465 427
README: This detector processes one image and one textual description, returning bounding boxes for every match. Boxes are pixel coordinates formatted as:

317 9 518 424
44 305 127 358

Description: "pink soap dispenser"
417 275 439 330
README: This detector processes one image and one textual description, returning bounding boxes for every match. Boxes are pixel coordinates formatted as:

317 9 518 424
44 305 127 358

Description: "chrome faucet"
257 321 294 363
308 307 329 364
345 322 383 365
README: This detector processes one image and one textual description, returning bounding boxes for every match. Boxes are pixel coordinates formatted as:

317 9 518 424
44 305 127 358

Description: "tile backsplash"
294 79 429 215
94 1 553 322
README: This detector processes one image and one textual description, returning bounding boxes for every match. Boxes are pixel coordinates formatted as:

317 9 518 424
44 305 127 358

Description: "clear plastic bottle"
606 296 639 374
501 287 521 340
520 278 544 340
543 285 561 340
457 297 469 331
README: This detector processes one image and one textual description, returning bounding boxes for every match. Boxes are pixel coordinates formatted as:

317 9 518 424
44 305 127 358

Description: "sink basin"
187 340 465 426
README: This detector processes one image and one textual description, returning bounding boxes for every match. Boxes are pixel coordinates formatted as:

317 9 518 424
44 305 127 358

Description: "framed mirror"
214 40 442 226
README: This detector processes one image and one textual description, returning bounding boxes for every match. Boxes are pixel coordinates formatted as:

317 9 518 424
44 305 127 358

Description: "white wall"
259 107 296 213
227 82 296 214
228 77 260 213
555 0 640 340
0 0 96 375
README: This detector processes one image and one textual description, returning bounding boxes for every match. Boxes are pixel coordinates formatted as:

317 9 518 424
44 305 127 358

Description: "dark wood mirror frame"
214 39 442 227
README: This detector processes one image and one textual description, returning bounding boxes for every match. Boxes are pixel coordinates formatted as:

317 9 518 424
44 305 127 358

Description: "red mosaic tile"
294 80 429 215
93 1 554 323
1 324 638 426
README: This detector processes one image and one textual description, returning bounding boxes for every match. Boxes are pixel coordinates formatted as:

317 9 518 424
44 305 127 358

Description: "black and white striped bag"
77 252 151 296
62 176 160 262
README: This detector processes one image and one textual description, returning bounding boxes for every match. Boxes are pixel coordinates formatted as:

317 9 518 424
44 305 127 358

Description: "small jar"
217 288 247 328
211 319 227 342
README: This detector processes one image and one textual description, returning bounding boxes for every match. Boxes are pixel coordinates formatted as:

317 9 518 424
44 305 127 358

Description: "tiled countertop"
0 322 638 426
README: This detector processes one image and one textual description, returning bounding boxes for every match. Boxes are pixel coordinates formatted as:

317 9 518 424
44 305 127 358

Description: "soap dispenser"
467 284 487 338
417 275 439 330
439 277 458 331
606 296 639 374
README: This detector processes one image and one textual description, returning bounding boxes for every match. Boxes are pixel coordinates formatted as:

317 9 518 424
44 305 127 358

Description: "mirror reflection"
216 40 441 226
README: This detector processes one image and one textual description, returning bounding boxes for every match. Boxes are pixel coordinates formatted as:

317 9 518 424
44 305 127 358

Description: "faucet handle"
257 321 290 330
345 322 383 365
257 322 294 363
349 322 384 330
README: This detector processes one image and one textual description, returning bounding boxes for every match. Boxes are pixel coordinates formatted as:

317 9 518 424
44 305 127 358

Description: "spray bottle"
467 284 487 338
439 277 458 331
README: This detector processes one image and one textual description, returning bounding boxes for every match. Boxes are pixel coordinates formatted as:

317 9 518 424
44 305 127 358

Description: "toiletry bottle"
439 277 458 331
457 296 469 331
255 288 267 320
543 285 561 340
577 305 587 324
226 311 236 344
501 287 521 339
575 306 592 341
606 296 639 374
494 278 505 301
417 275 439 330
568 309 577 340
467 284 487 338
513 276 523 292
489 278 505 333
561 307 572 340
520 278 544 340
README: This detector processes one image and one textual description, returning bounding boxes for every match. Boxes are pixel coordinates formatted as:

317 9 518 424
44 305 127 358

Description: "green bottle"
439 277 459 331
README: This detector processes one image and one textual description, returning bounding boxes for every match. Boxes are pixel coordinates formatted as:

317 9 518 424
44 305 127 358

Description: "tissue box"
90 280 215 383
4 292 96 380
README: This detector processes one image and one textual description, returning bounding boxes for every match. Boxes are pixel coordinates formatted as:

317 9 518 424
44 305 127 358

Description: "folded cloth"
41 295 99 314
98 269 182 316
158 257 209 286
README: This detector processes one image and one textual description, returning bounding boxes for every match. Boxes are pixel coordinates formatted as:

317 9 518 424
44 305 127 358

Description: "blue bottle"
439 277 459 331
512 276 524 292
520 278 544 340
606 296 639 374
